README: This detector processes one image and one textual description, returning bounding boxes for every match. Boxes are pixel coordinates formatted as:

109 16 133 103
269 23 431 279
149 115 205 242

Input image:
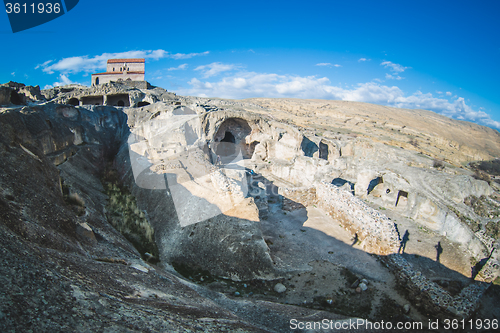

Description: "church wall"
107 62 144 73
92 73 145 85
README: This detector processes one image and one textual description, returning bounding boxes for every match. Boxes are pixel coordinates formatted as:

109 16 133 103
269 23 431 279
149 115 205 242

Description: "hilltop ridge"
245 98 500 163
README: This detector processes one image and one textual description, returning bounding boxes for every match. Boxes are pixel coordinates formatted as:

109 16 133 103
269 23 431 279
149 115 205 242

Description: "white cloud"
11 72 15 76
38 50 208 75
181 71 500 129
446 91 452 96
35 60 53 70
316 63 342 68
381 61 409 73
168 63 188 71
385 73 403 80
436 91 443 94
43 74 80 89
358 58 369 62
169 51 210 59
195 62 240 78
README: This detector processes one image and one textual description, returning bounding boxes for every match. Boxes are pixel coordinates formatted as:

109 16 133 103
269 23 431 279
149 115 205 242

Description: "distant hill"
245 98 500 164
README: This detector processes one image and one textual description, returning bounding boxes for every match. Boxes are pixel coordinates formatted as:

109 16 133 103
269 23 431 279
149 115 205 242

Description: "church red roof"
107 58 145 63
92 71 145 75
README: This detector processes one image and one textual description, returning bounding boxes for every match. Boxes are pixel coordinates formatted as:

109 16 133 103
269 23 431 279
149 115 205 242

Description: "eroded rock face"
0 101 129 256
42 82 177 108
0 82 45 106
82 85 500 281
113 105 280 280
115 137 277 280
2 81 500 331
0 87 355 332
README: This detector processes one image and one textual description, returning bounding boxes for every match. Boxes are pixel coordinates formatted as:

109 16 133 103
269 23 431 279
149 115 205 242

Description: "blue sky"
2 0 500 128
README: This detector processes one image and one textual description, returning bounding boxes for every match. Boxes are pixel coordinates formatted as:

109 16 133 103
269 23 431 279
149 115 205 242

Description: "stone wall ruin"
383 255 489 319
280 182 401 255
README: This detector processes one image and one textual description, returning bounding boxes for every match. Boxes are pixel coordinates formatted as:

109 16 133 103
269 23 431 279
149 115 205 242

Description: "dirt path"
259 205 430 322
262 207 391 280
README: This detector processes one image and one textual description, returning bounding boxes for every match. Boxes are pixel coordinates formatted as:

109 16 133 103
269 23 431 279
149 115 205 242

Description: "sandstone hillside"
245 98 500 163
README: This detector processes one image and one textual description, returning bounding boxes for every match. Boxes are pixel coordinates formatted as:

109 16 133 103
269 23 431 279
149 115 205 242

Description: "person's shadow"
351 233 358 246
398 230 410 254
435 241 443 262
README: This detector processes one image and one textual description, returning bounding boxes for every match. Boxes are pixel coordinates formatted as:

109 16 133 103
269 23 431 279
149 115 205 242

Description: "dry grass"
102 166 159 263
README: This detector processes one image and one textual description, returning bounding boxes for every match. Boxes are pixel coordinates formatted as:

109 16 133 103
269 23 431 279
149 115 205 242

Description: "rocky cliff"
1 81 499 331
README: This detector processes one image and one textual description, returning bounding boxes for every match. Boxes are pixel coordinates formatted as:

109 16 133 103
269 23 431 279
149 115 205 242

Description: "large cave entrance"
81 95 104 106
10 91 23 105
213 118 256 165
221 131 236 143
301 136 318 157
67 98 79 106
216 132 237 157
107 94 130 107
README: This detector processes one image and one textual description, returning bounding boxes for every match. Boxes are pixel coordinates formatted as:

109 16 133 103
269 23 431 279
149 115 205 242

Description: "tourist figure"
399 230 410 254
216 155 221 166
435 241 443 262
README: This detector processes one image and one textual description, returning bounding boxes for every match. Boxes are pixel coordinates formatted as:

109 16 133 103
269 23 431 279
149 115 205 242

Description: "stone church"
91 58 145 85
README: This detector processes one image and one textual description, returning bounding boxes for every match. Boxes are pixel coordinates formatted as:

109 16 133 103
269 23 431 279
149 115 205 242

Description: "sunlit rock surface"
1 81 499 331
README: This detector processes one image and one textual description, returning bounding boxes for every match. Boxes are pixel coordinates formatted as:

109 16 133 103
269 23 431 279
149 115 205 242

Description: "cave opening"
319 141 329 160
106 94 130 107
68 98 79 106
396 190 409 207
301 136 318 157
213 118 255 161
332 178 355 195
137 101 150 107
221 131 236 143
81 95 104 105
367 176 383 195
216 131 237 157
10 91 23 105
